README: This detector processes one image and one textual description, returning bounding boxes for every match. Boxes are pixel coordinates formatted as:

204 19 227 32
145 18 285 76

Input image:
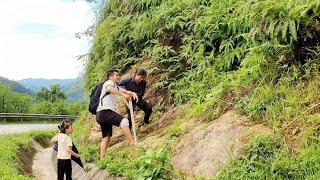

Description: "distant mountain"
0 76 33 95
18 78 76 92
18 77 87 102
62 77 87 102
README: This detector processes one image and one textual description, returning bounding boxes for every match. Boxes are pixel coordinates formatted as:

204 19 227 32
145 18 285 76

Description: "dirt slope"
172 110 271 178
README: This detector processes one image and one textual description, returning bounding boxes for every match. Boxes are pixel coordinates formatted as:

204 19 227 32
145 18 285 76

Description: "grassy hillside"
0 76 33 95
82 0 320 179
0 131 54 180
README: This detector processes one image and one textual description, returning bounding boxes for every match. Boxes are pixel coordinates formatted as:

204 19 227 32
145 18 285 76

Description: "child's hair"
58 120 72 134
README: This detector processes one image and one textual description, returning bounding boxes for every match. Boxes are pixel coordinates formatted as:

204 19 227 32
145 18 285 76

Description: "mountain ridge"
0 76 33 95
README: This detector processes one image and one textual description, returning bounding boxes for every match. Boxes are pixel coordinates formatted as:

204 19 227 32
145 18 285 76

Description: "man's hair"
136 69 147 77
106 69 119 80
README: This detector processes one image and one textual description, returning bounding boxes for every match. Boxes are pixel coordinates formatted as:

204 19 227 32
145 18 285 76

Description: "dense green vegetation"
0 83 85 115
0 84 33 113
0 131 54 180
18 77 86 102
72 111 186 179
217 134 320 179
81 0 320 178
31 84 86 115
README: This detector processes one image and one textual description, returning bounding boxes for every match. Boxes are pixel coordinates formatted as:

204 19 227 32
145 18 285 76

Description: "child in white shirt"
51 121 80 180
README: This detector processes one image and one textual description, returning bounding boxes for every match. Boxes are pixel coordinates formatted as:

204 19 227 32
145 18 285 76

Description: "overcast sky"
0 0 95 80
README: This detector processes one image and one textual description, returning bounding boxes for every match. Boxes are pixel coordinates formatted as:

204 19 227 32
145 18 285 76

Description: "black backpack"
88 83 110 115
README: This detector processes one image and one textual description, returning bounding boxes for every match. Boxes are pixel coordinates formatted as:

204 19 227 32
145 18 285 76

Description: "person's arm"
50 133 59 144
65 137 80 158
136 81 147 98
67 146 80 158
107 86 138 102
107 86 129 98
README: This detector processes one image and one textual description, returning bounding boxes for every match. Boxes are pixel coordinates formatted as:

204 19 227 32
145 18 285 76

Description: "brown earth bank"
172 110 272 178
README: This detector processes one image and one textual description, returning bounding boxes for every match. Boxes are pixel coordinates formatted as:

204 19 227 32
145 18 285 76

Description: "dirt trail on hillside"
32 145 57 180
172 110 272 178
31 140 117 180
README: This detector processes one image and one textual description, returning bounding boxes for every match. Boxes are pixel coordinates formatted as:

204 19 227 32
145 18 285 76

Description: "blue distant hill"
18 78 75 91
18 77 87 102
0 76 34 95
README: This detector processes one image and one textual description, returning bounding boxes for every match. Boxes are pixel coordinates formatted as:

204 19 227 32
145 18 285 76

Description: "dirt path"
32 146 57 180
31 140 112 180
0 124 58 135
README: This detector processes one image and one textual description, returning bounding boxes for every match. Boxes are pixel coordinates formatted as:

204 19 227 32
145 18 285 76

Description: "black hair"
106 69 120 80
58 121 72 134
135 69 147 77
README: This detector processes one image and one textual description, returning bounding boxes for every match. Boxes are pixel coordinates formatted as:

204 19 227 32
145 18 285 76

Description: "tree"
0 83 32 113
36 84 66 103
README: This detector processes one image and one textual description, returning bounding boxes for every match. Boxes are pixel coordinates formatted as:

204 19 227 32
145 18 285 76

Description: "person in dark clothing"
119 69 152 128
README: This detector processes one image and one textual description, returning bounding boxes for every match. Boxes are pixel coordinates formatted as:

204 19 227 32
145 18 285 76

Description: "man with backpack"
89 69 138 158
119 69 152 128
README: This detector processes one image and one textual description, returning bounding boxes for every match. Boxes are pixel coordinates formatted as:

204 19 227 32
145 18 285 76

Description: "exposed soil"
172 110 272 178
17 145 36 175
32 144 57 180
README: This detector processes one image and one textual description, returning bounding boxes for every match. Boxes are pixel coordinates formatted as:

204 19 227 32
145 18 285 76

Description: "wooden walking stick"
128 99 138 144
121 98 138 144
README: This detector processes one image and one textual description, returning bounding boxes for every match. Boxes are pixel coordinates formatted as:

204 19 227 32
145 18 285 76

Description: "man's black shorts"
96 109 124 137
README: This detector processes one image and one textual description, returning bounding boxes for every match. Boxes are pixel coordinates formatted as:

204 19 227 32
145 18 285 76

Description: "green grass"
70 112 98 163
72 105 193 179
0 131 54 180
80 0 320 178
216 134 320 179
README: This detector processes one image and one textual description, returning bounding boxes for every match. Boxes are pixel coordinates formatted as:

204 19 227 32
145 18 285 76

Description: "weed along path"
0 124 58 135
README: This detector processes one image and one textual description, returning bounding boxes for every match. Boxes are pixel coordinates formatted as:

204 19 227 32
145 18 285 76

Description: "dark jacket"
119 77 147 99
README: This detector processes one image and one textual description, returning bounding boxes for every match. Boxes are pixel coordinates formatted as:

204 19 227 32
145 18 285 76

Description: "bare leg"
121 126 136 146
100 136 111 159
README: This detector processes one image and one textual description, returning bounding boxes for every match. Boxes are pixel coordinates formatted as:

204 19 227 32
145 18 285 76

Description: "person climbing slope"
119 69 153 129
96 69 138 158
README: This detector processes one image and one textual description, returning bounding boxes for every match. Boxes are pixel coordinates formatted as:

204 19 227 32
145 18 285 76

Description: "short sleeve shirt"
97 80 126 112
57 133 73 159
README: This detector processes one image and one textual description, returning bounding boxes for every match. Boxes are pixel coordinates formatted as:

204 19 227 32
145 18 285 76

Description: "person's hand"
130 92 139 102
123 94 130 101
75 153 81 158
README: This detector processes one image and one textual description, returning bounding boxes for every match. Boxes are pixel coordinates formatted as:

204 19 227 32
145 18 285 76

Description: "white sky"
0 0 95 80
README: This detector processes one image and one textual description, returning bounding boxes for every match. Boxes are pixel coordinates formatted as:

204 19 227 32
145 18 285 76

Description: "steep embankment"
172 111 271 177
78 0 320 179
